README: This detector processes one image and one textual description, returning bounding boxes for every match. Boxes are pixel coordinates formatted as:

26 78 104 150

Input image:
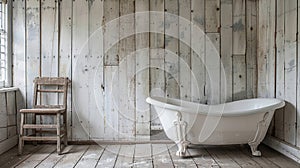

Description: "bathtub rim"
146 96 286 117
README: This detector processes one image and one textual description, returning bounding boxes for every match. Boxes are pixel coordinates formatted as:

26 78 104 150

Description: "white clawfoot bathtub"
146 97 285 157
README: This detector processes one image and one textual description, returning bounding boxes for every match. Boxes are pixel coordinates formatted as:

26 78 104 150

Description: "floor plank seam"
204 147 221 168
34 146 57 168
93 145 106 168
73 145 90 168
12 145 43 168
112 145 121 168
51 145 72 168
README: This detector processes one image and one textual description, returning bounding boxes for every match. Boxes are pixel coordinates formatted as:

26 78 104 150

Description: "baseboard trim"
263 135 300 164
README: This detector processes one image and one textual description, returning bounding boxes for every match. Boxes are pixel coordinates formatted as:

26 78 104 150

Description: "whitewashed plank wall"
12 0 257 141
258 0 300 149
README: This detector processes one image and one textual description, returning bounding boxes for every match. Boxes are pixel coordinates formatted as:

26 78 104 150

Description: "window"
0 0 10 88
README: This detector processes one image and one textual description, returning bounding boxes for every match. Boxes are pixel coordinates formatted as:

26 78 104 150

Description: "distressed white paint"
12 0 258 141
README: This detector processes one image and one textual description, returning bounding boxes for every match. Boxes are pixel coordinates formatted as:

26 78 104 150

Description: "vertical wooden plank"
59 0 72 139
103 0 120 140
275 0 285 140
103 0 119 66
40 0 58 124
179 0 191 101
246 0 257 99
297 0 300 147
257 0 276 135
257 0 276 98
7 92 16 135
205 0 220 33
26 0 40 108
0 93 7 129
232 0 246 55
284 0 297 145
135 0 150 136
232 0 246 101
88 0 105 140
206 33 220 104
220 0 232 103
72 0 89 140
165 0 179 99
191 0 206 103
104 66 119 140
118 0 136 140
12 0 26 109
232 56 246 100
41 0 58 77
150 0 164 130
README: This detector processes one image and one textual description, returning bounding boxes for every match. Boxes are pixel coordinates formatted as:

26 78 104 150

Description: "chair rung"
22 135 65 141
35 129 66 133
37 89 65 93
23 124 65 129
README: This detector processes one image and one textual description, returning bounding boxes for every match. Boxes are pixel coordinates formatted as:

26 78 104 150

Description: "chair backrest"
33 77 70 109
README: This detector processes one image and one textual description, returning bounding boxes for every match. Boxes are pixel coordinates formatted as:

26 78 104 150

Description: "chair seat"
20 108 65 114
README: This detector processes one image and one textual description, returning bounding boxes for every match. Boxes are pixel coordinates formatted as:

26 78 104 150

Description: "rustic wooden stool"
18 77 70 154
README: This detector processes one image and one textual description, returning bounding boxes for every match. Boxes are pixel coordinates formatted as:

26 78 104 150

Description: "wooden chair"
19 77 70 154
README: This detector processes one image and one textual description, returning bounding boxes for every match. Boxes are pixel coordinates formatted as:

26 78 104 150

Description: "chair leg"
63 113 68 146
32 114 37 146
19 113 24 155
57 113 61 154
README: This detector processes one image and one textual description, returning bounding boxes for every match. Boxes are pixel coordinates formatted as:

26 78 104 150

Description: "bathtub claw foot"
175 141 190 157
252 150 261 157
249 143 261 157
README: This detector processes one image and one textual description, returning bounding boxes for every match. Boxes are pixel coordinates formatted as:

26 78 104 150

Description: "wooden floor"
0 143 299 168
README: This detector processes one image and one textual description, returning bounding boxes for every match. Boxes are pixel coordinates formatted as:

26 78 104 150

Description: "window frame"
0 0 12 88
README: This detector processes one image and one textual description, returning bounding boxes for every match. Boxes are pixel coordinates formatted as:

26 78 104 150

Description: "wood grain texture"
103 0 119 66
191 0 206 104
12 0 26 109
205 0 220 33
165 0 179 100
26 0 40 109
118 0 136 140
220 0 232 103
232 55 246 101
284 0 297 145
232 0 246 55
246 0 257 99
179 0 191 101
275 0 285 141
11 0 260 141
72 0 89 140
297 0 300 148
150 0 165 130
206 33 220 104
135 0 150 136
59 0 73 139
88 0 105 140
